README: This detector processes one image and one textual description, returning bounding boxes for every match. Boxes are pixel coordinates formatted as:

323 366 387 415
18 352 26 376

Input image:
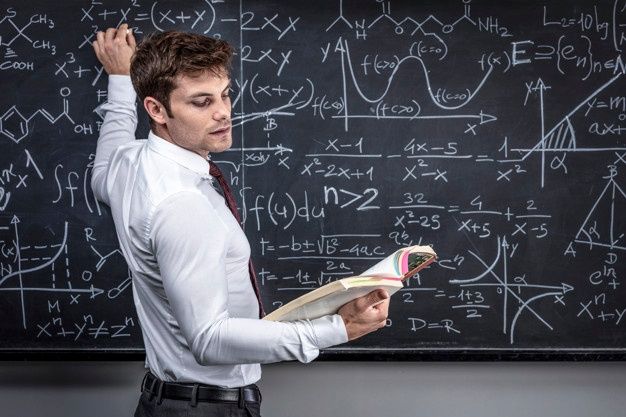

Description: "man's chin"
211 137 232 153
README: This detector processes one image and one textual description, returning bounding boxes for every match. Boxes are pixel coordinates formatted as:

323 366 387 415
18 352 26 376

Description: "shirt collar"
147 131 212 178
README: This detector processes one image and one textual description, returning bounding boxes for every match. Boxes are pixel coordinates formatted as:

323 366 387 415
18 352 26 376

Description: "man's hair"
130 31 233 118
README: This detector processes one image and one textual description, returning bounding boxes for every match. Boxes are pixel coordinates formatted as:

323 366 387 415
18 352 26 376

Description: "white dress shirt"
91 75 348 388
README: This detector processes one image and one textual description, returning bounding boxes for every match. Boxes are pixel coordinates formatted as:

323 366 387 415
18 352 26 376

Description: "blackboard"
1 0 625 360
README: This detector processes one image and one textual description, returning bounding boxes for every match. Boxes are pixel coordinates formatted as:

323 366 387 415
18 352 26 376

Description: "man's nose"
213 100 230 121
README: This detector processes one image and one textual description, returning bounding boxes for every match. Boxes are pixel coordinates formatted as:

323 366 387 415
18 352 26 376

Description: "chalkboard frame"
2 349 626 361
2 0 626 361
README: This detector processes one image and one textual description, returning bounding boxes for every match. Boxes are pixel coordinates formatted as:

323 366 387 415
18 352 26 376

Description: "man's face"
159 70 232 157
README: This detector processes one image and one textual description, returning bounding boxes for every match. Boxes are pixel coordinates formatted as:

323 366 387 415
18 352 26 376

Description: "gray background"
1 361 625 417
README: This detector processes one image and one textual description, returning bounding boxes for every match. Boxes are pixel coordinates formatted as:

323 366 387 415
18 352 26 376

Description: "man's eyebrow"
188 92 213 98
189 80 232 98
187 82 231 99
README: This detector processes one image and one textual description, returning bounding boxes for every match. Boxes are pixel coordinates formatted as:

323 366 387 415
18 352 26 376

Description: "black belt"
142 371 262 407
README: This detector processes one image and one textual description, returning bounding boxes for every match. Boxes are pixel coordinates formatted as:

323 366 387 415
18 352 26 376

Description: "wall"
1 361 625 417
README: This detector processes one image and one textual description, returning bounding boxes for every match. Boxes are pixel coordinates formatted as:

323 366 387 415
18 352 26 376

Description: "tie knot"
209 162 223 179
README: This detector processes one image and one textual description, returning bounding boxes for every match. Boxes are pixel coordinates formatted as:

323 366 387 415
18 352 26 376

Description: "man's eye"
222 94 230 100
192 99 211 107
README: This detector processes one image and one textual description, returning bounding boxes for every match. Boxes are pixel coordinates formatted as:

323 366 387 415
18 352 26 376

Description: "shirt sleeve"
91 75 137 205
150 191 349 366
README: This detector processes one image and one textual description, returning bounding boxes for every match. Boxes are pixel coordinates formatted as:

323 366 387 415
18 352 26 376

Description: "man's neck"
150 127 209 159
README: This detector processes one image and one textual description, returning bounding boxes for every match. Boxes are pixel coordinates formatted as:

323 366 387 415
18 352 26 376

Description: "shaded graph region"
543 117 576 151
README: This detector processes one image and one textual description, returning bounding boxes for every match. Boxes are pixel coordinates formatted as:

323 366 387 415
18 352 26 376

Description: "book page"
360 246 436 278
273 282 403 321
359 254 400 278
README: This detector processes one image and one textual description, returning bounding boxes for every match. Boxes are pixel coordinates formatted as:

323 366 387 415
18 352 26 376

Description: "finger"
115 23 128 41
94 32 106 60
367 289 389 306
375 299 390 317
127 28 137 48
356 289 389 311
372 298 390 312
96 30 105 47
369 299 386 309
92 40 102 59
105 27 117 42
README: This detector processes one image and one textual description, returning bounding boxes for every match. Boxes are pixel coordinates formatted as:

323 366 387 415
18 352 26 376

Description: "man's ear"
144 97 168 126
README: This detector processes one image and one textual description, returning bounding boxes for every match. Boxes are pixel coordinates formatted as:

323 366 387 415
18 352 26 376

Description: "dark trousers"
134 373 262 417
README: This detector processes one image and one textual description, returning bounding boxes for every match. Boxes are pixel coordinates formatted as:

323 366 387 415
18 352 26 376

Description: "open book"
263 245 437 322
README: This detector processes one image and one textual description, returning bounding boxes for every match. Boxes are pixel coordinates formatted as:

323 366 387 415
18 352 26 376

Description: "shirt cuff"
108 75 136 103
309 314 349 349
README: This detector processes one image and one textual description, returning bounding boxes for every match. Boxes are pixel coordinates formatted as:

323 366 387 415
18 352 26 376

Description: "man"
92 24 390 417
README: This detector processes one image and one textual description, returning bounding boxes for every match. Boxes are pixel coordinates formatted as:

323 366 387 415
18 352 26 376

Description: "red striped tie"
209 161 265 318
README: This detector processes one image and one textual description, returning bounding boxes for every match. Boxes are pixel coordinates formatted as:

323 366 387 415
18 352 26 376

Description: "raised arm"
91 24 137 204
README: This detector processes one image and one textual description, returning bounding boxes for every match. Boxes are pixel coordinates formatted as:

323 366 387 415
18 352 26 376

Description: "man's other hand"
92 23 136 75
338 289 390 341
